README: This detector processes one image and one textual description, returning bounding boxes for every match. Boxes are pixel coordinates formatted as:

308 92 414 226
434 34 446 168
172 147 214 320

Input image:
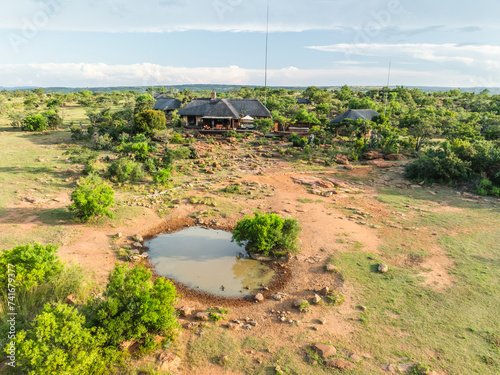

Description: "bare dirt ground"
0 137 462 374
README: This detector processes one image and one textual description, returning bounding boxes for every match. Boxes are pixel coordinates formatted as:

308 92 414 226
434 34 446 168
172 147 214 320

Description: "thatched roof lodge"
330 109 379 124
178 92 271 130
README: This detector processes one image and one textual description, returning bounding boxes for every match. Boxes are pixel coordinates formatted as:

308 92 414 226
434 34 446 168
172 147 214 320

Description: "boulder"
65 294 76 305
344 164 354 171
177 306 191 317
363 151 384 160
318 317 327 325
312 294 322 304
293 299 307 308
195 312 210 321
132 242 143 248
133 234 143 242
326 264 338 273
325 358 356 370
156 351 181 373
385 153 404 161
334 155 349 165
378 263 389 273
254 293 264 302
313 343 337 357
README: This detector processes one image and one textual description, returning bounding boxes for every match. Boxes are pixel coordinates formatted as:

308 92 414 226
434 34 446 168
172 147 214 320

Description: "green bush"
153 167 172 185
133 109 166 136
13 303 112 375
169 132 185 144
0 243 62 291
84 264 180 348
94 134 113 151
21 114 47 132
70 174 114 221
232 211 302 257
108 158 145 183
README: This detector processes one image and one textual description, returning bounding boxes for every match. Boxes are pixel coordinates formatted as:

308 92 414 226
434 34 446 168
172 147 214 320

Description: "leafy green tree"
0 243 62 291
84 264 180 347
294 109 321 124
44 111 63 130
134 94 154 114
14 303 111 375
232 211 302 257
254 118 274 135
401 114 441 151
133 110 166 136
70 174 114 221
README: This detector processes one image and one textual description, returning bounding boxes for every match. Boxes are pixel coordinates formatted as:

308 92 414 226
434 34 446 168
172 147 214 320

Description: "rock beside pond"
133 234 143 242
254 293 264 302
177 306 191 317
132 242 143 248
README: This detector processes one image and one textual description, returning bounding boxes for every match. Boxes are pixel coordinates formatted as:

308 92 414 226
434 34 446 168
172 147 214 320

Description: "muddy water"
145 227 275 297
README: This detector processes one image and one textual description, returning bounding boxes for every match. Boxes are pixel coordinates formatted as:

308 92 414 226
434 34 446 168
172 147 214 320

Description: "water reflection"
145 227 275 297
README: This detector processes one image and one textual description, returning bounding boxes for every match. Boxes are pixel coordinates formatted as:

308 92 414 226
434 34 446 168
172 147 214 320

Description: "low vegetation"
232 211 302 257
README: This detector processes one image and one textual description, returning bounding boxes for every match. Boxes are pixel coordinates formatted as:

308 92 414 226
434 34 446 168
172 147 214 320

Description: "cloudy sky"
0 0 499 88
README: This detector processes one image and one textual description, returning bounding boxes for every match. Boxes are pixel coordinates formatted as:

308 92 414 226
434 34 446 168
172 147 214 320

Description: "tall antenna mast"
264 0 270 105
383 60 392 116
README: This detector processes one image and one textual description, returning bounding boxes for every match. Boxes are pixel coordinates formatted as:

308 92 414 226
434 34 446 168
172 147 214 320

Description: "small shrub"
326 292 345 306
0 243 62 291
232 211 302 257
169 132 185 144
108 158 145 183
299 301 310 313
133 109 166 137
153 167 172 185
94 133 113 150
70 174 114 221
70 123 87 140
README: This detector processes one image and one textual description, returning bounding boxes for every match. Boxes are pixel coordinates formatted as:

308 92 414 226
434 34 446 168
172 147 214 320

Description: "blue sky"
1 0 499 88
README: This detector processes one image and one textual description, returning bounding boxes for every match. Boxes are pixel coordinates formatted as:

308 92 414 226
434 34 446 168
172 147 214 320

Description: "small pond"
145 227 275 297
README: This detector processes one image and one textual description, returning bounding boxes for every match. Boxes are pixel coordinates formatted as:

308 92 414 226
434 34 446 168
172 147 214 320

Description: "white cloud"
1 0 498 33
0 62 497 88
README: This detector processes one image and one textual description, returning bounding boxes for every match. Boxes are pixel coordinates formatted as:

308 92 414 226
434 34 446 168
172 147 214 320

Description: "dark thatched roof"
153 97 182 111
330 109 379 124
297 97 312 105
178 98 271 119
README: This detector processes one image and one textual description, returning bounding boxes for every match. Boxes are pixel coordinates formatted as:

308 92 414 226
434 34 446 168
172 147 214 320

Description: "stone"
320 286 330 295
178 306 191 317
335 154 349 165
344 164 354 170
313 343 337 357
133 234 143 242
132 242 143 248
318 317 327 325
312 294 322 304
293 299 307 308
385 153 405 161
326 264 338 273
129 249 140 255
378 263 389 273
254 293 264 302
325 358 356 370
220 355 229 364
116 232 123 238
119 339 137 351
156 351 181 373
363 151 384 160
227 322 241 330
65 294 76 305
183 322 199 330
195 312 210 321
273 292 285 301
349 353 361 362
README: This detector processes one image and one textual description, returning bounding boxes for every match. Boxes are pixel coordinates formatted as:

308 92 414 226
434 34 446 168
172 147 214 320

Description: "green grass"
332 189 500 374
